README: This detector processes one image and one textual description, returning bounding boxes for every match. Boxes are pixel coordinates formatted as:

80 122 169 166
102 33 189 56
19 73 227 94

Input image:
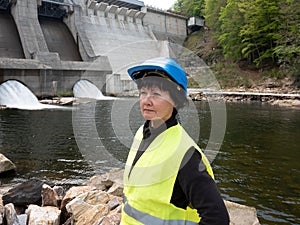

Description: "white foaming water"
73 80 116 100
0 80 63 110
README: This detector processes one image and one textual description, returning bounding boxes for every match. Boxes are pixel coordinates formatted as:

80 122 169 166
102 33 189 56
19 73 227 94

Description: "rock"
58 97 75 106
17 214 27 225
0 169 261 225
0 205 4 225
66 190 110 225
111 205 122 214
87 168 124 193
108 196 122 210
60 186 94 224
39 98 74 106
0 154 16 174
271 99 300 108
61 217 72 225
53 186 66 208
87 176 107 191
53 186 66 201
225 200 260 225
60 186 94 210
42 184 59 207
4 203 20 225
2 179 44 206
107 182 123 197
100 212 121 225
27 205 61 225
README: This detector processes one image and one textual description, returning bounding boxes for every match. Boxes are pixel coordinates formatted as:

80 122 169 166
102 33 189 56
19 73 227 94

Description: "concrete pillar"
10 0 55 60
106 74 121 95
135 11 146 24
116 7 128 22
87 0 97 16
126 9 138 23
95 2 108 17
106 5 118 19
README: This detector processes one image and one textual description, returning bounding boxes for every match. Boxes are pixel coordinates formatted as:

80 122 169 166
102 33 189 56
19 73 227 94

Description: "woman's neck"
150 119 165 128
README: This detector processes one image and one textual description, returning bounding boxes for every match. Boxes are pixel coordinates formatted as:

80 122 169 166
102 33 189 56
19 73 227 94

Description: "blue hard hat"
128 57 187 93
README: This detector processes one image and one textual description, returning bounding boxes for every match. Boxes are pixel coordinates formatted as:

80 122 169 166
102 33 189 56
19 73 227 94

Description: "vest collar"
143 108 178 139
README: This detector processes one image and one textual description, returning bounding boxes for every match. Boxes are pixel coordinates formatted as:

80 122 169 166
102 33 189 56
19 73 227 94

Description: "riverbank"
0 168 261 225
188 88 300 108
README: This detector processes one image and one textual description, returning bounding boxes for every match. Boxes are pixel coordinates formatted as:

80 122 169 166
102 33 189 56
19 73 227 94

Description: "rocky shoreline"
0 168 261 225
188 88 300 108
0 154 261 224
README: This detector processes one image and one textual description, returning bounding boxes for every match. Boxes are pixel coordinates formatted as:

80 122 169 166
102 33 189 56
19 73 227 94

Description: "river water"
0 99 299 225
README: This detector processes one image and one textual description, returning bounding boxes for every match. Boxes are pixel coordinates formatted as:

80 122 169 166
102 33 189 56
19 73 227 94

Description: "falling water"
0 80 61 110
73 80 116 100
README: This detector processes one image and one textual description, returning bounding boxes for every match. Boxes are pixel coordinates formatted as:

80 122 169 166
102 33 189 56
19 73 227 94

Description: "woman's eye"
139 91 147 97
153 92 161 97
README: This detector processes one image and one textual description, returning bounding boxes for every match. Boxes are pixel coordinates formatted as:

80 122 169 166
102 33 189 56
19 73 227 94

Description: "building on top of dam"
0 0 191 97
96 0 145 10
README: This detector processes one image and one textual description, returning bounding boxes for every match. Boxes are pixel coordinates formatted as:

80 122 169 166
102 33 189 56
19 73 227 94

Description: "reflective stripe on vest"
123 196 198 225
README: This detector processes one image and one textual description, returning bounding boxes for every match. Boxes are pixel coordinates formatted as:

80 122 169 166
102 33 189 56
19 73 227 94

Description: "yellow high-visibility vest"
121 124 214 225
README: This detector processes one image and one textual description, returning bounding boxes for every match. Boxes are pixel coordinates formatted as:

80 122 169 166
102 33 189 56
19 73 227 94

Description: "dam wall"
143 7 187 44
0 0 189 97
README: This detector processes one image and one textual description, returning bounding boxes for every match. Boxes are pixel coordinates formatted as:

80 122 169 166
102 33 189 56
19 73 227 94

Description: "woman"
121 57 229 225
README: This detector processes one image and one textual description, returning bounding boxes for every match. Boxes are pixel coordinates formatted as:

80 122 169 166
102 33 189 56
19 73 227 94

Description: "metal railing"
38 1 67 19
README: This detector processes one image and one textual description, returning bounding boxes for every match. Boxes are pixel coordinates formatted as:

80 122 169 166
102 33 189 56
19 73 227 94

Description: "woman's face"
139 86 175 126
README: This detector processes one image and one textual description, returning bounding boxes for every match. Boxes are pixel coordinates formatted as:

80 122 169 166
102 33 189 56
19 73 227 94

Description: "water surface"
0 100 299 225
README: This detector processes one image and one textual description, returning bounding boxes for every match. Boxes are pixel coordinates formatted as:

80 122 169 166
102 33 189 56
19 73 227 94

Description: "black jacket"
130 109 230 225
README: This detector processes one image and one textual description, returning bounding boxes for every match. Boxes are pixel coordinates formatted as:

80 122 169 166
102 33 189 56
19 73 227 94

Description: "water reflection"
213 102 300 225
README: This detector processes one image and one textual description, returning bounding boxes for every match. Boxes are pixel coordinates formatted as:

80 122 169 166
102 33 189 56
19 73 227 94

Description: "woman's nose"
140 94 153 105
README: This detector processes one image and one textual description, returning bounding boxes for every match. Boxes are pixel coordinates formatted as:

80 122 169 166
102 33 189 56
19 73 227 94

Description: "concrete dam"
0 0 188 97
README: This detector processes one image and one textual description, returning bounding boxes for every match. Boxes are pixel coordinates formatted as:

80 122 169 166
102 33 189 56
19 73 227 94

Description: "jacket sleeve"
177 147 230 225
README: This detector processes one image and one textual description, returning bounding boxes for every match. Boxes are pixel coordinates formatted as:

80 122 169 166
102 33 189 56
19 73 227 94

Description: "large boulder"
0 154 16 174
65 190 122 225
2 179 44 206
60 185 95 224
27 205 61 225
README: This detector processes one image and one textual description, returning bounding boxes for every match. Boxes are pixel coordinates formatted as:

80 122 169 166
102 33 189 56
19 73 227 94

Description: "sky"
142 0 177 10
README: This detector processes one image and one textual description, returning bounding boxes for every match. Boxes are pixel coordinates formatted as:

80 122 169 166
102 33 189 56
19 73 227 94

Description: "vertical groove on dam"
0 10 25 59
39 16 82 61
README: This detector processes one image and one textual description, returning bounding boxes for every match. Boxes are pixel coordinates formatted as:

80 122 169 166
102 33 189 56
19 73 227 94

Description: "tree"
274 0 300 80
174 0 205 17
205 0 227 31
238 0 281 66
218 0 244 61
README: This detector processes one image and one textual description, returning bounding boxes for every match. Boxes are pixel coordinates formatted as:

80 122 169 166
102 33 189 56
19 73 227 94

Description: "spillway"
39 16 82 61
0 10 25 59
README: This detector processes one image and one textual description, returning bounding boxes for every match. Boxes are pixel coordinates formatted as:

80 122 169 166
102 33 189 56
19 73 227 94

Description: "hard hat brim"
127 57 187 93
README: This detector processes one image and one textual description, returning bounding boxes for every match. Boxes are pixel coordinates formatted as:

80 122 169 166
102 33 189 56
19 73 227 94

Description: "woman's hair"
136 72 188 109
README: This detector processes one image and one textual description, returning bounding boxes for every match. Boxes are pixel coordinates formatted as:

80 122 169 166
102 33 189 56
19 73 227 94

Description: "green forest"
172 0 300 89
